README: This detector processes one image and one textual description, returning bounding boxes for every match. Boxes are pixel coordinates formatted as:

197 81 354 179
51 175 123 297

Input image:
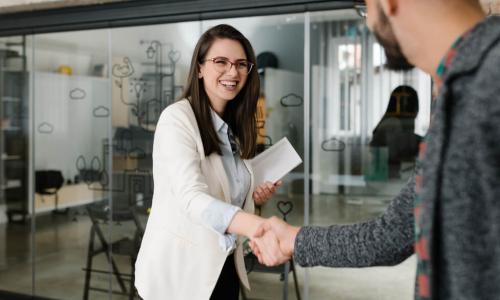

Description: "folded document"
250 137 303 186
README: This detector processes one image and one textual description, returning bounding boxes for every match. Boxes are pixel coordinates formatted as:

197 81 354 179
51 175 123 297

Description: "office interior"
0 1 453 299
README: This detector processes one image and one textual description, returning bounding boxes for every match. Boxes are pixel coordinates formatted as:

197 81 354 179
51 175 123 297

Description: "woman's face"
199 38 249 113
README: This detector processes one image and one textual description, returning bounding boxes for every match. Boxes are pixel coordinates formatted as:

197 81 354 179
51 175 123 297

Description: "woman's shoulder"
164 98 191 115
159 98 195 123
156 98 205 156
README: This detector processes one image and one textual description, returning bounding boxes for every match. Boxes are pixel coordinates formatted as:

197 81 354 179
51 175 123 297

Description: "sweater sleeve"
294 174 416 267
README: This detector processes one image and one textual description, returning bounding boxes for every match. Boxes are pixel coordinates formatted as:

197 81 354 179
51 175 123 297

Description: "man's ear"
378 0 398 17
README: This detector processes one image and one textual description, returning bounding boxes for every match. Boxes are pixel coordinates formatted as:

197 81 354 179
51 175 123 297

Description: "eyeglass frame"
201 57 254 75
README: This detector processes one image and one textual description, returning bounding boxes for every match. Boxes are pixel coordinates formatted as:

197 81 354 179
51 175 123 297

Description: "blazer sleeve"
153 106 221 228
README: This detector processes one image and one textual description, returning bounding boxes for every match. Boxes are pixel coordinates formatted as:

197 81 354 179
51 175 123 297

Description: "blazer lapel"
242 159 255 214
208 154 231 203
235 159 255 290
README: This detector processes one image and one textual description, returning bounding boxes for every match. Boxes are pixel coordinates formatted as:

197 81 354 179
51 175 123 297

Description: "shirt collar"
435 18 491 85
436 33 470 81
210 108 228 134
442 16 500 83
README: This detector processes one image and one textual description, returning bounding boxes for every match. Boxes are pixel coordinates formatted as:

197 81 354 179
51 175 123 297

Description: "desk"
32 182 104 214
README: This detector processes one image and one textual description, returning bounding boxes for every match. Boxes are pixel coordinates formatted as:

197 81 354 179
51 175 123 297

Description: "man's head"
364 0 413 71
364 0 485 73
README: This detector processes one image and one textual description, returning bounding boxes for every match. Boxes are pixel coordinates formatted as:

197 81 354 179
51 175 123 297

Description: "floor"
0 192 416 300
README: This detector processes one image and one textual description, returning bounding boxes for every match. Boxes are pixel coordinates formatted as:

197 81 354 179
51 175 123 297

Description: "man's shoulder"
468 40 500 98
453 32 500 101
449 17 500 85
477 34 500 73
472 17 500 79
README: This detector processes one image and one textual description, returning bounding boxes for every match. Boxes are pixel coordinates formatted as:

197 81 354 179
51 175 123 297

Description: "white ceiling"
0 0 124 14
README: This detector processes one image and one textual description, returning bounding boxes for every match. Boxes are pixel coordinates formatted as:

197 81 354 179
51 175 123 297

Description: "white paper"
250 137 303 186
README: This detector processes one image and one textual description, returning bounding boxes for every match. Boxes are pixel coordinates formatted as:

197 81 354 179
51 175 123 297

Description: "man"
251 0 500 299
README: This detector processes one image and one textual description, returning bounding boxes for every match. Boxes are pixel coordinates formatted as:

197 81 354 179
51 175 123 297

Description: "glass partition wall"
307 10 429 300
0 35 31 295
31 29 113 299
0 8 430 300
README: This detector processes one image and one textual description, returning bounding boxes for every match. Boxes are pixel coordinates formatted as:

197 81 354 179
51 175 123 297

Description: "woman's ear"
198 65 203 79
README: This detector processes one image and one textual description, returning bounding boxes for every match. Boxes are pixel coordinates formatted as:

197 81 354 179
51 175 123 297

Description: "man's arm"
294 175 416 268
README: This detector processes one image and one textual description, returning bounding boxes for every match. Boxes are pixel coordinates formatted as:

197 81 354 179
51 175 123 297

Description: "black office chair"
82 198 144 300
35 170 65 213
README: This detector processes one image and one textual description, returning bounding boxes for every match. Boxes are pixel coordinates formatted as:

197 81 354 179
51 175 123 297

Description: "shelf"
1 96 20 102
1 154 21 161
1 126 21 131
1 51 27 223
1 179 21 190
1 68 24 73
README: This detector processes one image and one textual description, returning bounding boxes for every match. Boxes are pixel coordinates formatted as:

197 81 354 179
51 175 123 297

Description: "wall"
203 16 305 74
29 22 201 185
249 23 305 74
28 23 198 82
34 72 109 181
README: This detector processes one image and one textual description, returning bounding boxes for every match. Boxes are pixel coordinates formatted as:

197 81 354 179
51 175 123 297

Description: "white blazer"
135 99 255 300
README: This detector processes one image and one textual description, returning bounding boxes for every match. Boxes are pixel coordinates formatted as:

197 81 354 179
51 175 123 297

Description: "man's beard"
373 6 414 71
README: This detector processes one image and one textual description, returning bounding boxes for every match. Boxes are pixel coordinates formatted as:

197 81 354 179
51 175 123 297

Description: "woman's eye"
214 59 228 65
238 62 248 68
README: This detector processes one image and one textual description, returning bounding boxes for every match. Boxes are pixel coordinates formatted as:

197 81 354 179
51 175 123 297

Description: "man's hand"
251 229 289 266
249 216 300 266
253 180 283 206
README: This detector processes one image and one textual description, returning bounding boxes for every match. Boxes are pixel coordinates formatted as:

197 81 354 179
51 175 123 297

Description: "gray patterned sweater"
294 16 500 300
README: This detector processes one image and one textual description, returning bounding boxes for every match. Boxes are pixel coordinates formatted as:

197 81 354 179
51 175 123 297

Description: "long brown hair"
181 24 259 159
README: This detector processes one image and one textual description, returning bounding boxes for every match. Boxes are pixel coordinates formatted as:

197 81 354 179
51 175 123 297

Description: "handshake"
249 216 301 267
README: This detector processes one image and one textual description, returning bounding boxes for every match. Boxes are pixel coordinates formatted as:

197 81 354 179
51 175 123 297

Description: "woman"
370 85 422 178
135 24 282 300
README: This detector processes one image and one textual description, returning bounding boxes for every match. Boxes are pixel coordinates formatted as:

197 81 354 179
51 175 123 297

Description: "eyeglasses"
202 57 254 75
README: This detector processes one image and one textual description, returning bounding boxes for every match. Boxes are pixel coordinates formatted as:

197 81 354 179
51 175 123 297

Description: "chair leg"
103 248 128 293
283 262 290 300
129 257 136 300
291 259 301 300
83 227 96 300
94 223 128 293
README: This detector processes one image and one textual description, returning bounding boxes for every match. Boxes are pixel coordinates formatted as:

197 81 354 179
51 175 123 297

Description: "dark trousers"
210 254 240 300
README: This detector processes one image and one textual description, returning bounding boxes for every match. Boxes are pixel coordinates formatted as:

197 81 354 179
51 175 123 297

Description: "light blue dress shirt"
200 109 251 252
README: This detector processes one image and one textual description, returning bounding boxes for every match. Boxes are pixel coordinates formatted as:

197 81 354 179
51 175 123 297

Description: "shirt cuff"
200 200 241 252
221 233 238 253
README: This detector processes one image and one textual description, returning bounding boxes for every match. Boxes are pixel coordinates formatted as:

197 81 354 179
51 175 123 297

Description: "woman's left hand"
253 180 283 206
